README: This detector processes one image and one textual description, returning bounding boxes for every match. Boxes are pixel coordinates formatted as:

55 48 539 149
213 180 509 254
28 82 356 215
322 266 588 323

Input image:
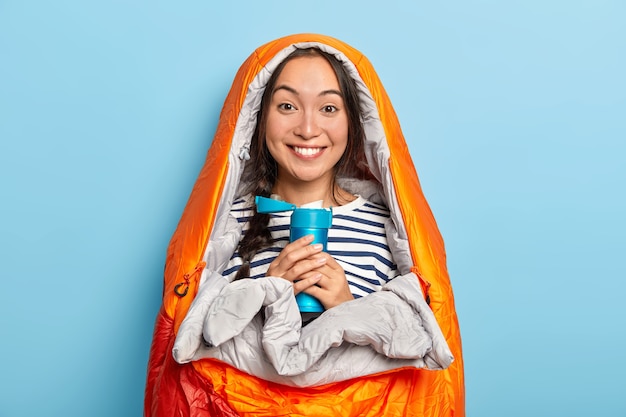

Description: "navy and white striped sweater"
222 195 399 298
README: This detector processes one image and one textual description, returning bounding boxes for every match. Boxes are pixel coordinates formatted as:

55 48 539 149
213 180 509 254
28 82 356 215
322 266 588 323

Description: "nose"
293 111 321 140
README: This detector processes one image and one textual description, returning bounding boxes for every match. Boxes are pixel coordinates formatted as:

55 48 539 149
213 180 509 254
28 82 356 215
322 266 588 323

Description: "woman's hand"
265 234 326 284
266 234 354 309
301 252 354 309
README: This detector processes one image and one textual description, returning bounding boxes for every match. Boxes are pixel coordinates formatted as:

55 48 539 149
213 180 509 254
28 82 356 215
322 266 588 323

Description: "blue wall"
1 1 624 416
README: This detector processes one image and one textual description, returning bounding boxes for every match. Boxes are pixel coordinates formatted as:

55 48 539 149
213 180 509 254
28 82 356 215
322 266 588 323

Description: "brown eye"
322 105 338 113
278 103 295 111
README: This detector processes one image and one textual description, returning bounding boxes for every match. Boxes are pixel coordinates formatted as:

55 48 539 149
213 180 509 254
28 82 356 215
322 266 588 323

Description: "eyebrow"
273 84 343 98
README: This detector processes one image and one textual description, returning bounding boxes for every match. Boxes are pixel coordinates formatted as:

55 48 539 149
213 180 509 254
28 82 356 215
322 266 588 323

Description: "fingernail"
312 244 323 250
316 256 327 264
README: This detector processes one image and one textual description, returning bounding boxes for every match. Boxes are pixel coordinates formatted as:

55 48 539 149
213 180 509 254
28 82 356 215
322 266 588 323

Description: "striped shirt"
222 195 399 298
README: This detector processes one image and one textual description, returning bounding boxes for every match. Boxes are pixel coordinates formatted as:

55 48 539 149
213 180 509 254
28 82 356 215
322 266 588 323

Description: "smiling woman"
145 33 464 417
254 47 370 207
266 53 350 202
232 49 368 309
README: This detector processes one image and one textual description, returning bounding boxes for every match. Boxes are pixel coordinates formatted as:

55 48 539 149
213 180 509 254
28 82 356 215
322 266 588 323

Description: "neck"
272 179 354 208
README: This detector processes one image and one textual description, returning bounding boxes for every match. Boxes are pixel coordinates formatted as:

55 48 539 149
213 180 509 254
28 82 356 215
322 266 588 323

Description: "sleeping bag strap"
174 262 207 297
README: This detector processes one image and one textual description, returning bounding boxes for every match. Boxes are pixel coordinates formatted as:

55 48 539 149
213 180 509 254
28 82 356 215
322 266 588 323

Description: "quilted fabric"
172 274 453 387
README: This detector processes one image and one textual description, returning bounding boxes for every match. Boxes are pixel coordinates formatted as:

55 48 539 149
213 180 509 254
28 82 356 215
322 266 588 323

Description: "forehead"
274 55 340 90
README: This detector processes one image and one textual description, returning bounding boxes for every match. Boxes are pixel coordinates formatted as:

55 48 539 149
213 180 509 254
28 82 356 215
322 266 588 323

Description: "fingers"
266 235 324 280
304 280 354 310
311 252 341 272
287 256 327 282
300 257 354 309
265 236 354 309
292 272 322 294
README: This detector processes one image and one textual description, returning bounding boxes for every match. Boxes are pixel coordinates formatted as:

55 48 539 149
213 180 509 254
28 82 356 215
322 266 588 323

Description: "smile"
292 146 324 156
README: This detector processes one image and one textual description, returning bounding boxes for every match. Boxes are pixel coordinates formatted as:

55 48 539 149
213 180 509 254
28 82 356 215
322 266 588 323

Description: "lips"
292 146 324 156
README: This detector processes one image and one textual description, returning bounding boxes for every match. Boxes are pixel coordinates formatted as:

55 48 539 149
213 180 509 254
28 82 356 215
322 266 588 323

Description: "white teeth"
293 146 322 156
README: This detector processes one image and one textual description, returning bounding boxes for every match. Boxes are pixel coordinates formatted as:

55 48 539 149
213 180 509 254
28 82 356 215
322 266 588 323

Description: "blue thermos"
255 196 333 313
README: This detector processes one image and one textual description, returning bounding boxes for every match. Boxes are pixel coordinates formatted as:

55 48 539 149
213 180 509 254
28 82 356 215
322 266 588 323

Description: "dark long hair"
234 47 371 280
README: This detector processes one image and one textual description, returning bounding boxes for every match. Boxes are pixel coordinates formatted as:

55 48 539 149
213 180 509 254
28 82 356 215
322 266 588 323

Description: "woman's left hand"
300 252 354 309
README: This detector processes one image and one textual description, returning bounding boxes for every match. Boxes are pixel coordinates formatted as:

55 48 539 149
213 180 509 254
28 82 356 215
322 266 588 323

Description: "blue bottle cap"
291 207 333 229
255 196 295 213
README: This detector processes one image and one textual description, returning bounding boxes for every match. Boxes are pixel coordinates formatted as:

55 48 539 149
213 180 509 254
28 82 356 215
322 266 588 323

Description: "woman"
227 47 398 312
145 34 464 417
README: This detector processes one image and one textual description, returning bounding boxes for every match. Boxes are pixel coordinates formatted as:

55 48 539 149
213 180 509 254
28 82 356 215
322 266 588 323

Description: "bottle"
255 196 332 313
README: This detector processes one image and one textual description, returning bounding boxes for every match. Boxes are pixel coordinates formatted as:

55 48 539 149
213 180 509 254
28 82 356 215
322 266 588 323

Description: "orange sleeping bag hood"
145 33 464 417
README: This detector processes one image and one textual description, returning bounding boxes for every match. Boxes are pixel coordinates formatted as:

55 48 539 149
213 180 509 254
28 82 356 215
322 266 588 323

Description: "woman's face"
265 55 349 191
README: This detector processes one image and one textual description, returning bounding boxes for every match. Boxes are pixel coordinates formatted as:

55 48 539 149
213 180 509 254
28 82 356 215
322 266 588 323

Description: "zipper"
174 261 207 297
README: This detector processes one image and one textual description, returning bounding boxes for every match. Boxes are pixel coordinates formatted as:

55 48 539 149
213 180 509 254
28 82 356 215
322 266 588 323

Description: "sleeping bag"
144 33 465 417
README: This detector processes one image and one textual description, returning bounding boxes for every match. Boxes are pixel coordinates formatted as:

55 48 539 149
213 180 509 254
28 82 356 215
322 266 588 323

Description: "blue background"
1 1 624 416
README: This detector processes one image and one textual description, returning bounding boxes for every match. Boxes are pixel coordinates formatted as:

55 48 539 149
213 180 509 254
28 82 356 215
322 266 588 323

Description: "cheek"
265 114 286 144
329 118 349 147
264 137 280 162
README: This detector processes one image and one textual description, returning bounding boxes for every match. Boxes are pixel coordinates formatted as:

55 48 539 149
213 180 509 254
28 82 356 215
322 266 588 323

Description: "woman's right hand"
265 234 327 293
